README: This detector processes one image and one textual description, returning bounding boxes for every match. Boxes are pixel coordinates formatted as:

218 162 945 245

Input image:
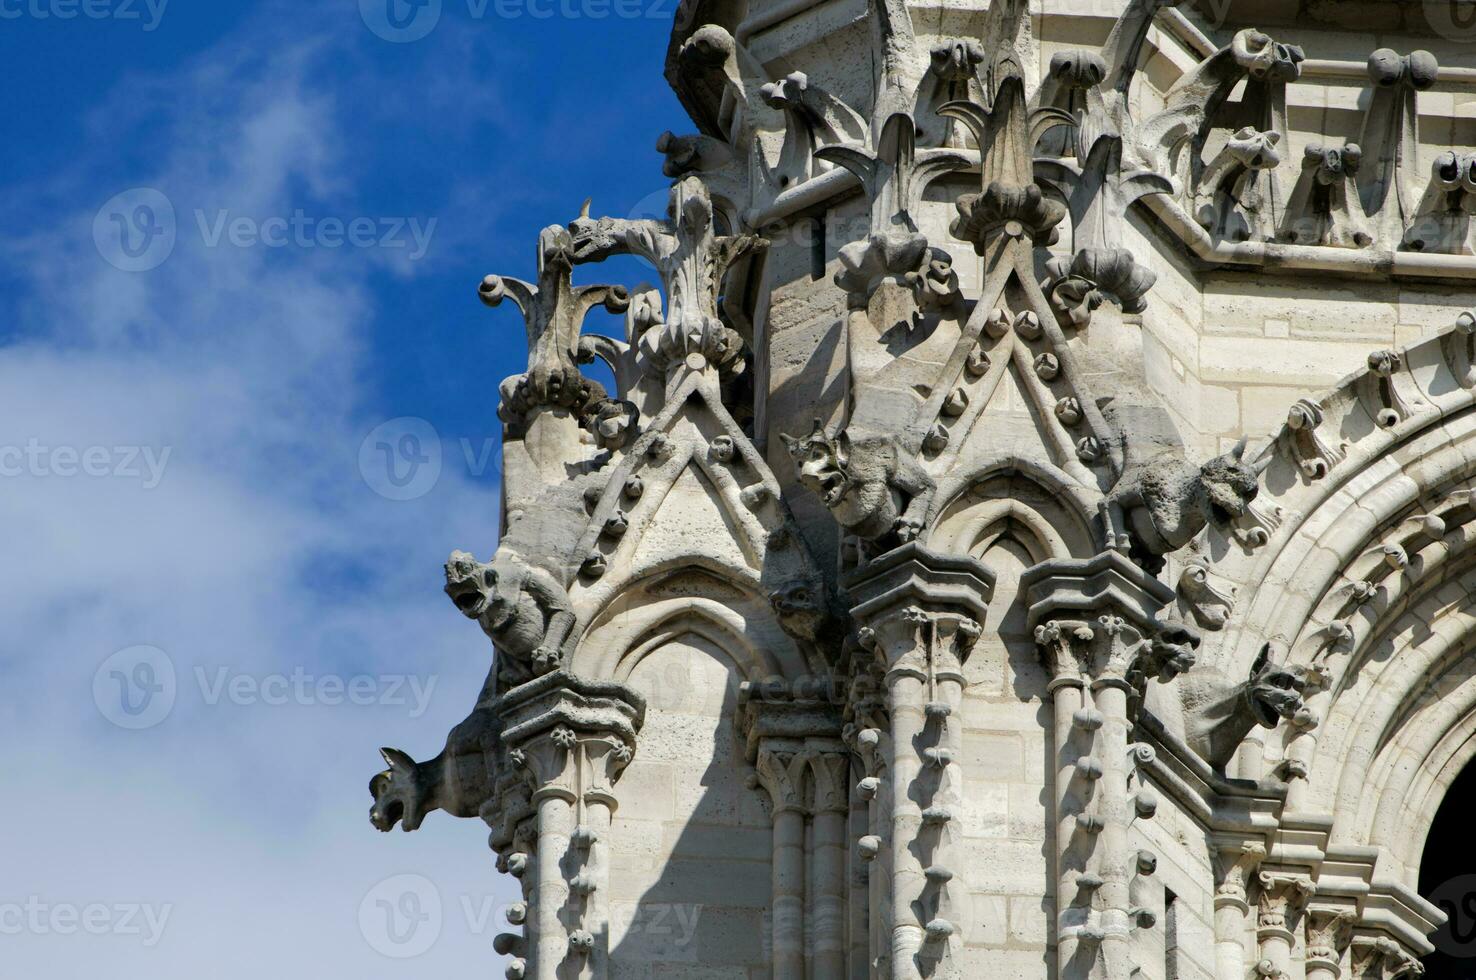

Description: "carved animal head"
929 39 984 82
444 550 496 619
769 580 826 641
1233 29 1304 83
370 747 426 832
1149 620 1201 680
1247 645 1309 728
1197 437 1260 527
780 420 851 508
583 398 638 451
1305 142 1361 186
1224 127 1282 171
567 200 624 264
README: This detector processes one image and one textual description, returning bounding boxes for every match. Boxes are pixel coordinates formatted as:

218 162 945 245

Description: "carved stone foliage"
482 224 630 435
569 176 765 382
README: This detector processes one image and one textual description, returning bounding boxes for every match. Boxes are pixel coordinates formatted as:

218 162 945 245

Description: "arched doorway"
1420 757 1476 976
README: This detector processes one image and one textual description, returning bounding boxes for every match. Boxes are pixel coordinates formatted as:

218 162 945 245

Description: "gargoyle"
769 578 833 643
1280 142 1372 248
1174 644 1310 770
781 420 935 544
1101 435 1262 571
1194 127 1282 242
444 548 576 683
369 688 502 832
1403 150 1476 255
1136 28 1303 181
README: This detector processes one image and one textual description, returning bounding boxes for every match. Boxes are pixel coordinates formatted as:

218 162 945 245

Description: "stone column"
809 750 850 980
1210 839 1266 980
1304 907 1355 980
753 747 810 980
1255 871 1315 979
491 673 645 980
1021 551 1189 980
736 678 847 980
845 543 994 980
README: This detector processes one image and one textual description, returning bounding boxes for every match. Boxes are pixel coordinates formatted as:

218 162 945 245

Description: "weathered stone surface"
368 1 1476 976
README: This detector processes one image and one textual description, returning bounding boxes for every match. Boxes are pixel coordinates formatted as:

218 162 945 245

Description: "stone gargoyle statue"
780 420 935 544
369 714 495 833
444 548 576 684
1100 435 1262 571
1163 643 1310 771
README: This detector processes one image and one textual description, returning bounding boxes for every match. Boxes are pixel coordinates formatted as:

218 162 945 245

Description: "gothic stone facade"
367 0 1476 976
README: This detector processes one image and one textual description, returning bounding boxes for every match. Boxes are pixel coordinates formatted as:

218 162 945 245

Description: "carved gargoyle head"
1306 142 1361 186
439 546 510 622
929 39 984 82
1247 645 1309 729
567 200 625 264
1197 436 1260 527
1224 127 1282 171
583 398 638 451
1148 620 1201 681
1233 29 1304 83
769 579 827 642
369 747 427 832
780 420 850 508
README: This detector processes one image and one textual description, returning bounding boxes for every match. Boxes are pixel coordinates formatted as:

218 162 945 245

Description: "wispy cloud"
0 6 519 976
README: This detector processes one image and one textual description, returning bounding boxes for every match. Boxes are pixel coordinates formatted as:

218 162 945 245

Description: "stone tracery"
367 2 1476 977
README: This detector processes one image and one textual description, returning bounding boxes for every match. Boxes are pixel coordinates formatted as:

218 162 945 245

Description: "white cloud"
0 10 520 978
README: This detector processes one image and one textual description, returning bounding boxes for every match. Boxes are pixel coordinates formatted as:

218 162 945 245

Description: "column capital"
1023 551 1195 685
495 671 646 809
1305 906 1356 976
1212 837 1269 912
844 543 994 674
1256 870 1316 939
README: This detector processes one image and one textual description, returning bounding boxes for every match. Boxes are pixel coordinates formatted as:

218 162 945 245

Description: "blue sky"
0 1 687 975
